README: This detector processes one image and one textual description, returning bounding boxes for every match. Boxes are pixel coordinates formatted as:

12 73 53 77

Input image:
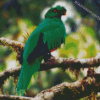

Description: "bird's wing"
23 18 51 61
23 18 66 63
42 18 66 51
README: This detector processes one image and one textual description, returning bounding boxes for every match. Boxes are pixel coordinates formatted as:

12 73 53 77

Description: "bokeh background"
0 0 100 99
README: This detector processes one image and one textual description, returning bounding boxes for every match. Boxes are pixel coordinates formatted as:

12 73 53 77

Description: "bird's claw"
44 53 51 62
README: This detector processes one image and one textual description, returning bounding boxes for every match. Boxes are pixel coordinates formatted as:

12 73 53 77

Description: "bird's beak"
64 12 66 15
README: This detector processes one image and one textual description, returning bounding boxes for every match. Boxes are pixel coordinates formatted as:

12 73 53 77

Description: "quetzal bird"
16 5 66 96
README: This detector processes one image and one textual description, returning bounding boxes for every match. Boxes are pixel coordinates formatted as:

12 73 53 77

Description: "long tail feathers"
16 57 42 96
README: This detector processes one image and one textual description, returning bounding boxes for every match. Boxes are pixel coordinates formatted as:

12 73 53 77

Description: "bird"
16 5 67 96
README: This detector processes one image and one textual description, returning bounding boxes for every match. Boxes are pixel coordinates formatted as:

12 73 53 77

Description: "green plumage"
16 5 66 96
17 56 42 95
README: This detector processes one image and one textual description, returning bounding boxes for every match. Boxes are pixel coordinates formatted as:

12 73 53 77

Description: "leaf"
86 44 97 57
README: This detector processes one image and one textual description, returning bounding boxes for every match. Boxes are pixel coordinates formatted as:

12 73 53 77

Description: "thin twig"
0 94 34 100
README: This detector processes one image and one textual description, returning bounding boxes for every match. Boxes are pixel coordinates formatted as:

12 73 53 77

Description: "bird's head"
45 5 67 19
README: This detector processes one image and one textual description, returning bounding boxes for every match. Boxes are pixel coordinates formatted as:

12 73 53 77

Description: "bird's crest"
22 30 30 41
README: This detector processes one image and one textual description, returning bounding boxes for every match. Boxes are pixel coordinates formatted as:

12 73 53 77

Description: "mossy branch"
0 72 100 99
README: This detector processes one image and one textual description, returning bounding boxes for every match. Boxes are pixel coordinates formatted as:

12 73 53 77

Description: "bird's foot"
44 53 52 62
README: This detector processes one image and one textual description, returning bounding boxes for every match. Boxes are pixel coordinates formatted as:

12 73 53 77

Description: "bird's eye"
53 9 57 13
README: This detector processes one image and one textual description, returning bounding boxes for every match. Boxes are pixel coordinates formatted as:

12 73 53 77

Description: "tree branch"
0 54 100 87
0 37 25 50
33 73 100 100
0 67 20 87
0 72 100 100
0 94 34 100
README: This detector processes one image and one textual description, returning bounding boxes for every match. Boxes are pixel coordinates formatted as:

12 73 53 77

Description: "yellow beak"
64 13 66 15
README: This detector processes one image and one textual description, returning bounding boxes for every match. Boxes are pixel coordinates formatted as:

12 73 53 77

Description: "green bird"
16 5 66 96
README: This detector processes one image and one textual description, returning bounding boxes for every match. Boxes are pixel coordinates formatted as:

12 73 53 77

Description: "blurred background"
0 0 100 99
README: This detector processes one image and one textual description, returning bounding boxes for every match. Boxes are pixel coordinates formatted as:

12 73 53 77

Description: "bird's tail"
16 56 42 96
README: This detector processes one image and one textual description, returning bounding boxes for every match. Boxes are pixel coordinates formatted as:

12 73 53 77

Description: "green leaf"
23 19 33 28
86 44 97 57
86 27 96 38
